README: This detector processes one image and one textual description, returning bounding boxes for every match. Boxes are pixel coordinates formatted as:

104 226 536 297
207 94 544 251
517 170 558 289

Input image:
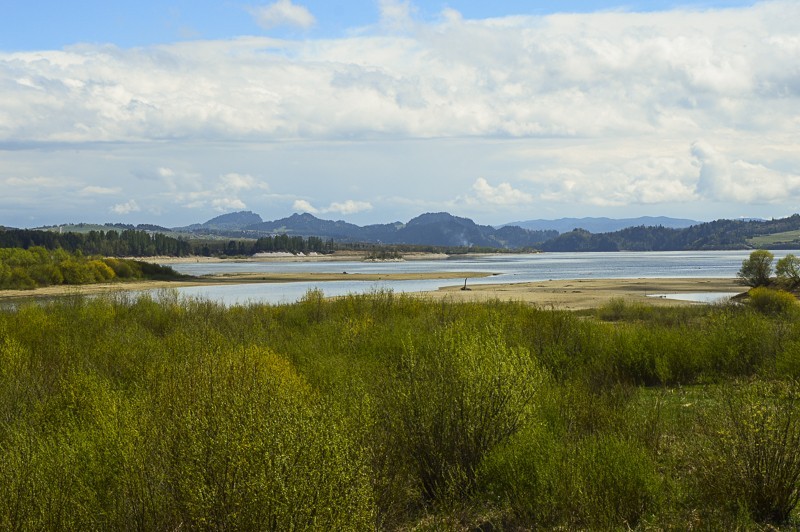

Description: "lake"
162 250 799 306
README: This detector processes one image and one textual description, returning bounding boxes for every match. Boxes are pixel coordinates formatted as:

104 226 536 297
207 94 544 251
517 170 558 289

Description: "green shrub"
87 259 116 281
702 308 777 377
480 423 560 526
776 340 800 380
157 345 375 530
571 434 661 528
483 428 661 529
597 297 654 322
382 321 541 501
747 287 798 316
695 381 800 524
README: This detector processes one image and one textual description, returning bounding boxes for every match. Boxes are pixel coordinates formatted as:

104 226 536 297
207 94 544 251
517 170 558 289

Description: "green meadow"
2 288 800 530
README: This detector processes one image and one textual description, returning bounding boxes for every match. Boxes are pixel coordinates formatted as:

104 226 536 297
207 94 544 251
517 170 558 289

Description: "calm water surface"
162 250 799 306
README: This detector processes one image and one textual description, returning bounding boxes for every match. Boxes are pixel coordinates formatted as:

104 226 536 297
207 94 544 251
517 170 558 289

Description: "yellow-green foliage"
3 292 800 529
0 294 374 530
748 286 798 315
0 247 180 290
382 322 541 500
695 381 800 524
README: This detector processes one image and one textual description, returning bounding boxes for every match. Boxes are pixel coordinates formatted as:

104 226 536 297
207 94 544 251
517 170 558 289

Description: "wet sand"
416 277 744 310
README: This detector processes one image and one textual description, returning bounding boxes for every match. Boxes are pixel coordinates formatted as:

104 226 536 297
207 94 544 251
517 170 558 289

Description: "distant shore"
149 251 453 264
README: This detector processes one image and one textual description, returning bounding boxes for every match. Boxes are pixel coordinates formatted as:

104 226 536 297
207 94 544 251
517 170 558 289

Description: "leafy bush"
597 297 653 322
382 322 541 501
747 287 798 316
777 340 800 380
157 345 375 530
483 427 661 529
695 381 800 524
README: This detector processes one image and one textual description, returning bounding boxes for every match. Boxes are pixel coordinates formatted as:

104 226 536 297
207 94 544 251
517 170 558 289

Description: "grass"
2 292 800 529
747 229 800 247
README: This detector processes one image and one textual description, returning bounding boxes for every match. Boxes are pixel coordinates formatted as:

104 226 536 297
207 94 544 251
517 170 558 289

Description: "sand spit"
417 277 744 310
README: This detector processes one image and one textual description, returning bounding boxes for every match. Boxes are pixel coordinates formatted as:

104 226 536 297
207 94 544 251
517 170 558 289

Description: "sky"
1 1 798 228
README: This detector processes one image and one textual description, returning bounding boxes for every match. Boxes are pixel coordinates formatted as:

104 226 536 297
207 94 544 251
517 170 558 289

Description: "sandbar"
415 277 744 310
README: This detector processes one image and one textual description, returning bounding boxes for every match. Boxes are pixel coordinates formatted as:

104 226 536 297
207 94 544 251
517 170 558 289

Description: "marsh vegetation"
2 289 800 529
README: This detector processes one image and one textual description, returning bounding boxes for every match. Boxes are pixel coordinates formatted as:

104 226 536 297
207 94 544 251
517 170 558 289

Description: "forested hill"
0 228 192 257
246 212 558 249
540 215 800 252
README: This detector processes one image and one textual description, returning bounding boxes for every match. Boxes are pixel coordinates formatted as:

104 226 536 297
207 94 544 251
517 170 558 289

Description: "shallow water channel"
153 250 799 306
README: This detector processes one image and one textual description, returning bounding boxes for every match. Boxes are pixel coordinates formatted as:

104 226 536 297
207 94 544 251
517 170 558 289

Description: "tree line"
541 215 800 252
192 235 334 257
0 228 336 258
0 228 191 257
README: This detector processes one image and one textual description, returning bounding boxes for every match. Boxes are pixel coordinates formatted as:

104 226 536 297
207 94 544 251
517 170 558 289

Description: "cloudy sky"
1 1 798 228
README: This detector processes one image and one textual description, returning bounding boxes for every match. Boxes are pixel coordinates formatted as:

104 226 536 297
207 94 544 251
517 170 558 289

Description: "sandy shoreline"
0 274 745 309
416 277 745 310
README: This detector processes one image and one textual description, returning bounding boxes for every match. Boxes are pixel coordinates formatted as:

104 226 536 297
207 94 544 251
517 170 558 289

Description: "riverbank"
0 274 745 310
418 277 744 310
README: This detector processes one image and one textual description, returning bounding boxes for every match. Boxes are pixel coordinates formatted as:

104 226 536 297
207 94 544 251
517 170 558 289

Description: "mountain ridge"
503 216 701 234
244 212 557 249
22 211 800 252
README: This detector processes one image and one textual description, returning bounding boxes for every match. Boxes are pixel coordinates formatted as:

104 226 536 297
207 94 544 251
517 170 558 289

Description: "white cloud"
111 199 140 215
470 178 533 206
80 185 120 196
164 171 267 210
524 148 699 207
692 140 800 203
323 200 373 215
211 198 247 211
293 199 318 213
250 0 315 30
220 172 262 191
2 2 797 145
291 198 372 215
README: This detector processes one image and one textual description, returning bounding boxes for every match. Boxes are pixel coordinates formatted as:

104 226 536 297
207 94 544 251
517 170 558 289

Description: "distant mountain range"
174 211 264 232
29 211 800 251
206 212 559 249
503 216 700 234
173 211 800 251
